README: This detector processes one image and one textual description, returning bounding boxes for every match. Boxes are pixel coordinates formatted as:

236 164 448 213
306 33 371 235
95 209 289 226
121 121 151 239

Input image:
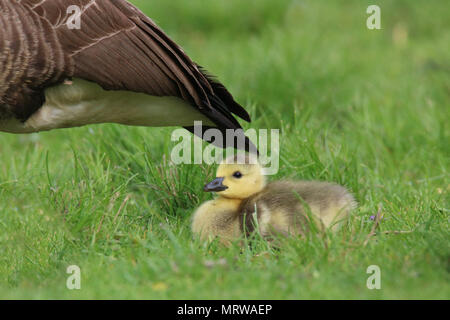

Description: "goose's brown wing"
24 0 251 132
0 0 70 120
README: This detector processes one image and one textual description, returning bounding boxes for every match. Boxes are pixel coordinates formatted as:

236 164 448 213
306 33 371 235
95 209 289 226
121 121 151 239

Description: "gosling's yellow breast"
191 198 242 244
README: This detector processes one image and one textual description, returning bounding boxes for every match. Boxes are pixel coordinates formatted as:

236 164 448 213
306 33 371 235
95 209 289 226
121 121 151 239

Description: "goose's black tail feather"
184 67 257 154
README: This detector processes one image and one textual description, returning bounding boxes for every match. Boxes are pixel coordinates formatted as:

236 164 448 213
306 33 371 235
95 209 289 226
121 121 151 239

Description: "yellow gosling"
192 156 357 244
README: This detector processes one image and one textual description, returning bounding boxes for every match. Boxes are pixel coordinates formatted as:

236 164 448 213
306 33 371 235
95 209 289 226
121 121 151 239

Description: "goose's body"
1 78 213 133
0 0 250 144
192 158 357 244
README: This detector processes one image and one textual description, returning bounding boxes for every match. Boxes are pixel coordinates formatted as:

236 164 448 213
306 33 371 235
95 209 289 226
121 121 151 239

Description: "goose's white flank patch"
1 78 213 133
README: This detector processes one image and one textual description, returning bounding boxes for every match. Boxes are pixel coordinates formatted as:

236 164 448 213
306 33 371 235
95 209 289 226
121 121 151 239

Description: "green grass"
0 0 448 299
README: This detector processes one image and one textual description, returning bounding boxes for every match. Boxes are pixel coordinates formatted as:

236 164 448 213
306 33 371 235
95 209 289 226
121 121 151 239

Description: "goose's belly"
0 78 213 133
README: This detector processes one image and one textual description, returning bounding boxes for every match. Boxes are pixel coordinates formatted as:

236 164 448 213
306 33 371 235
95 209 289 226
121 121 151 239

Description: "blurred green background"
0 0 448 299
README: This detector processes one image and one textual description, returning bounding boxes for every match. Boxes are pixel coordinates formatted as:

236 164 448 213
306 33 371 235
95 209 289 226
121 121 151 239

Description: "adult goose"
0 0 252 149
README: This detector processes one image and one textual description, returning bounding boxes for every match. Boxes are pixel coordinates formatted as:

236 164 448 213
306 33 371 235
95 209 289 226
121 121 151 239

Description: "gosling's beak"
204 177 228 192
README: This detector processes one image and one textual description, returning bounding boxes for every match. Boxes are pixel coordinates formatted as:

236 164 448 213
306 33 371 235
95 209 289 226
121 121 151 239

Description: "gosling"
192 157 357 244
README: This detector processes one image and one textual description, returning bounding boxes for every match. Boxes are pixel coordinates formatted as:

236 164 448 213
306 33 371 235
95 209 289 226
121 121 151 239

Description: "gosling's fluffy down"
240 180 357 237
192 157 357 244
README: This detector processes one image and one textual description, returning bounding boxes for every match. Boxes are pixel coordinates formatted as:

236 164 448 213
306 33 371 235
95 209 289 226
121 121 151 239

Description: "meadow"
0 0 448 299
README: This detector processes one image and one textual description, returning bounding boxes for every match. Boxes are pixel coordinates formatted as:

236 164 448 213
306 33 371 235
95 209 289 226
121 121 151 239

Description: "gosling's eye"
232 171 243 178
